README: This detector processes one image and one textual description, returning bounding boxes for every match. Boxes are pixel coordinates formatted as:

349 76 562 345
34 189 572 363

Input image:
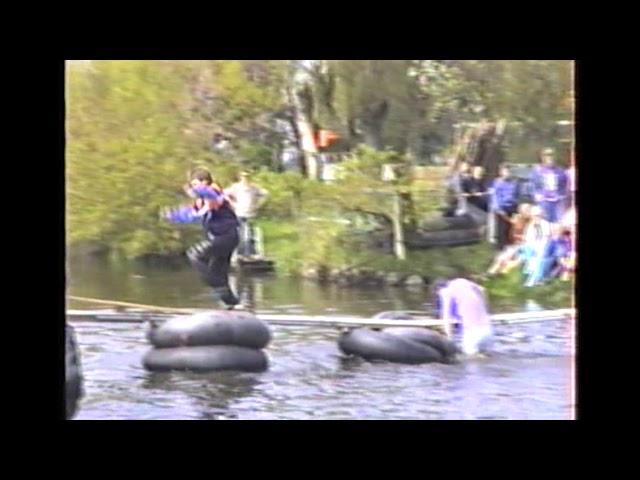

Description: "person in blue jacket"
162 168 241 309
532 148 568 223
490 164 520 250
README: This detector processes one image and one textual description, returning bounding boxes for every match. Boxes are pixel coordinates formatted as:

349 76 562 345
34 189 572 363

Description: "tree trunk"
360 100 389 150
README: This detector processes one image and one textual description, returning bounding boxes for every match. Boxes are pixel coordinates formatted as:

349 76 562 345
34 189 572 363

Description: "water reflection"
141 371 263 420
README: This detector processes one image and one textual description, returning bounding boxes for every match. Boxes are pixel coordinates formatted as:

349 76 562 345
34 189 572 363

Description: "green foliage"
67 60 572 261
300 60 572 162
67 60 286 258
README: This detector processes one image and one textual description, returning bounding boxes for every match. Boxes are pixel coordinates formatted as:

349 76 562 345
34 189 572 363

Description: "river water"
67 256 575 420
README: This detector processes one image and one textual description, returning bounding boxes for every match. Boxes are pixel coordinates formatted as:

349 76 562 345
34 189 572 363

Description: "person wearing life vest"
162 168 241 309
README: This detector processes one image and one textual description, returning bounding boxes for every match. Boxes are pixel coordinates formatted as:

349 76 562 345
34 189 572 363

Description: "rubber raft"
143 311 272 373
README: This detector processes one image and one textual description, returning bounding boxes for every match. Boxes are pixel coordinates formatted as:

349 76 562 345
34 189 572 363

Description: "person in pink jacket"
431 277 494 356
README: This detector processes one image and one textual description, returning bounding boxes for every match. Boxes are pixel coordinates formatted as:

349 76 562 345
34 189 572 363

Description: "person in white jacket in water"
431 276 494 357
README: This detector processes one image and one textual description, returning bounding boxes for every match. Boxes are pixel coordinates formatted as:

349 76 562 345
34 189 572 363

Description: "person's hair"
518 203 532 215
190 168 213 184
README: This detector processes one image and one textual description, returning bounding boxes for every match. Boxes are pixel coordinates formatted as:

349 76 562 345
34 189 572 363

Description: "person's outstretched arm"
162 204 204 224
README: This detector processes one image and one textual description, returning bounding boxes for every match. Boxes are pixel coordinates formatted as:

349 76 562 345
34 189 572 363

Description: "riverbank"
255 218 573 308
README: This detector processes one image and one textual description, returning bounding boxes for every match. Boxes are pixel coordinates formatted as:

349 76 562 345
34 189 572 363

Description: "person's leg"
187 238 215 283
246 218 257 256
525 249 546 287
477 329 494 354
496 214 508 250
555 200 565 225
189 230 240 307
542 201 558 223
237 217 249 257
208 229 240 307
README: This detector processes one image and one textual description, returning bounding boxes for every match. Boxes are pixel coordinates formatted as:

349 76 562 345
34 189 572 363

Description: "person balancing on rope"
161 167 242 310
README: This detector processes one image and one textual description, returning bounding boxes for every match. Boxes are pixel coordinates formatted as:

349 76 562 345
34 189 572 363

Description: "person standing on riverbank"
432 277 493 357
462 165 489 212
490 164 520 250
533 148 568 223
225 171 269 258
162 168 241 309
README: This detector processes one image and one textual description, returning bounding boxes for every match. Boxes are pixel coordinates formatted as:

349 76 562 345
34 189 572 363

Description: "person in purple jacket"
532 148 568 223
490 164 520 250
161 168 241 309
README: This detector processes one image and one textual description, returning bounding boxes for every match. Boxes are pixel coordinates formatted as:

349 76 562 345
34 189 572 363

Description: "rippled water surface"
68 257 574 420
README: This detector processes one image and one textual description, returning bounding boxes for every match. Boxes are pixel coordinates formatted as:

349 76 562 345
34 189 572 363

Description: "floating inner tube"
338 328 444 364
142 345 268 373
382 327 459 360
339 312 460 364
147 311 271 349
65 324 84 419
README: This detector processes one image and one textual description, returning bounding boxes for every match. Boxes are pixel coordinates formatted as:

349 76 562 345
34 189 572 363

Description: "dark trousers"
495 206 517 250
187 228 239 296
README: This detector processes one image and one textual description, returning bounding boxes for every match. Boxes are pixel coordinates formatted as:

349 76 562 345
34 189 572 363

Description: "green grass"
255 217 573 309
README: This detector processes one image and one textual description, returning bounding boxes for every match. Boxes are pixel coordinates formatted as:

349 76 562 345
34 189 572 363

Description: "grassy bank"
256 217 573 308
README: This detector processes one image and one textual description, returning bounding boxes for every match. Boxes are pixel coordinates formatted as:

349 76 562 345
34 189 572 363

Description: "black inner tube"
338 328 444 364
143 345 269 373
147 311 271 349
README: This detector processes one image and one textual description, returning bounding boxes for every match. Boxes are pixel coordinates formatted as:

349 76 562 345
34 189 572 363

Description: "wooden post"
392 191 406 260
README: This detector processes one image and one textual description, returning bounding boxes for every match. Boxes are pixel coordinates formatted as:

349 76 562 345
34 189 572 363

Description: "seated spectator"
559 249 576 282
486 203 532 276
521 205 552 287
546 226 573 281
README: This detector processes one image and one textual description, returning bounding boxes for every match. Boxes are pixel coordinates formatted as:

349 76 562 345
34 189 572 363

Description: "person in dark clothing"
162 168 241 309
443 160 469 217
490 164 520 250
462 165 489 212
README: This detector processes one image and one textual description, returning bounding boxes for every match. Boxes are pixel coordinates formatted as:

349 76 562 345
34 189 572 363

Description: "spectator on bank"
443 159 467 217
522 205 553 287
462 165 489 212
486 203 532 276
490 164 520 251
225 171 269 257
532 148 568 223
545 225 573 281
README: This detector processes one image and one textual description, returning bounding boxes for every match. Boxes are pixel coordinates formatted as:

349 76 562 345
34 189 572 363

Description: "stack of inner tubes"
337 312 459 364
143 311 271 373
